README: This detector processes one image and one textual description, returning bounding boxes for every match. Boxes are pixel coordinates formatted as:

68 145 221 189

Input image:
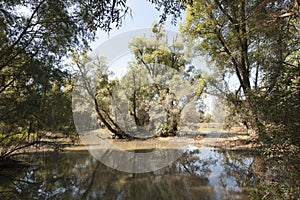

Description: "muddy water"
0 142 254 200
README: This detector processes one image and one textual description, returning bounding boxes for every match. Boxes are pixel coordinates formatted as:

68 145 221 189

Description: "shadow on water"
0 145 255 200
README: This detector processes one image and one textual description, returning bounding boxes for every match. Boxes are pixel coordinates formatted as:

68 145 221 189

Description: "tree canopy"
181 0 300 135
180 1 300 197
72 25 206 138
0 0 191 156
0 0 132 156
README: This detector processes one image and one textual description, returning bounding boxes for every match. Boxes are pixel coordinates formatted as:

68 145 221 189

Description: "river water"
0 143 257 200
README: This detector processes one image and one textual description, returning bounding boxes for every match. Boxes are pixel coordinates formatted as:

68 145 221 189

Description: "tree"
125 25 187 136
72 25 205 138
0 0 194 155
117 24 206 137
180 1 300 197
71 51 133 139
0 0 131 156
0 0 131 92
180 0 300 135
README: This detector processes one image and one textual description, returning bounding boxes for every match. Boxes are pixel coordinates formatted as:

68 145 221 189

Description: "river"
0 143 256 200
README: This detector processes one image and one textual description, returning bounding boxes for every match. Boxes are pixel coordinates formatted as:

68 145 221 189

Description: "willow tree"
180 2 300 197
125 27 174 135
124 25 204 137
72 25 205 138
180 0 300 135
0 0 133 157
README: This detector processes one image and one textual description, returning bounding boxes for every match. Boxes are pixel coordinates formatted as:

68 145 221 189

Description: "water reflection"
0 146 253 200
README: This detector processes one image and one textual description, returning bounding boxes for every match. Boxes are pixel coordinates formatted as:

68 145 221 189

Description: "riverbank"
47 132 254 152
2 131 256 158
203 132 256 150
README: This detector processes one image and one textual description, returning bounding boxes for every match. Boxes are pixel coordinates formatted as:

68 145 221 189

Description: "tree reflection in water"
0 146 254 200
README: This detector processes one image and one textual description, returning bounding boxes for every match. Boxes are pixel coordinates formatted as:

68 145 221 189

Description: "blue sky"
90 0 186 77
90 0 184 49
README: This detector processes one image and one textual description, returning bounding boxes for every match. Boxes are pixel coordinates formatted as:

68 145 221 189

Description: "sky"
89 0 186 77
90 0 183 49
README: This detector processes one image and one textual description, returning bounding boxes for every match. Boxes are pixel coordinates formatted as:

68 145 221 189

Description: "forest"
0 0 299 199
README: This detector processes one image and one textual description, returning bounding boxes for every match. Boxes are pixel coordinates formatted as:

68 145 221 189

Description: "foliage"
71 51 129 138
181 0 300 133
120 24 209 136
0 0 193 156
72 25 206 138
248 145 300 199
0 0 192 155
180 0 300 198
0 0 131 101
0 0 131 156
127 25 184 136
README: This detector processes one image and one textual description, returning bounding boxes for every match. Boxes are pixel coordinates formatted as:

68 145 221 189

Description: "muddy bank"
2 132 255 156
201 132 256 150
63 132 255 152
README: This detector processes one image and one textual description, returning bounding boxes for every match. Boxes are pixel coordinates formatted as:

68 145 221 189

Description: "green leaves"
181 0 300 121
0 0 133 141
180 1 300 196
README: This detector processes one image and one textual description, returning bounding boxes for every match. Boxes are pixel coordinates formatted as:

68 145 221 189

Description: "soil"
3 131 256 156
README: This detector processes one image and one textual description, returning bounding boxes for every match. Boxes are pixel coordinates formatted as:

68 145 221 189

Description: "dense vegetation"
0 0 182 156
162 1 299 196
0 0 299 198
0 0 132 156
72 24 206 138
180 0 300 198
